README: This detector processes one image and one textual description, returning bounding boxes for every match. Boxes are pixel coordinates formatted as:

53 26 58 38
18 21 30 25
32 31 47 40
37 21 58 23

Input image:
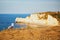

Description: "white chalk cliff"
15 13 59 27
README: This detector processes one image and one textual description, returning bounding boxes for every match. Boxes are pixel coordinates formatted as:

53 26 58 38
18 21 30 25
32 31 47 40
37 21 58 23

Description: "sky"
0 0 60 14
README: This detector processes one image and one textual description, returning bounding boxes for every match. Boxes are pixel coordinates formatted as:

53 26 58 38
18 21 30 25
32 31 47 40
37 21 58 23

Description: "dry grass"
0 26 60 40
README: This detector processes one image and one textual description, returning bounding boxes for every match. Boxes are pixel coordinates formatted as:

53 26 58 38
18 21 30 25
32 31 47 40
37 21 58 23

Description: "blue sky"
0 0 60 14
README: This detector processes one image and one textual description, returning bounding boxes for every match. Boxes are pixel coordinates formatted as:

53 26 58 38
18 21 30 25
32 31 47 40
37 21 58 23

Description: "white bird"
11 23 14 27
8 23 14 29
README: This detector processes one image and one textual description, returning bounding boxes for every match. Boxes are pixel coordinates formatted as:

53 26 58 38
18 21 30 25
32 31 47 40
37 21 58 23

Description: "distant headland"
15 11 60 27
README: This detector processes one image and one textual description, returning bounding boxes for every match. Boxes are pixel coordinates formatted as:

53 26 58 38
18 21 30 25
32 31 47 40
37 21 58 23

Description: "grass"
0 26 60 40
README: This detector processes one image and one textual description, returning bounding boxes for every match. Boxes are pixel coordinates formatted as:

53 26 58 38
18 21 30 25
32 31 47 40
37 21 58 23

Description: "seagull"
8 23 14 29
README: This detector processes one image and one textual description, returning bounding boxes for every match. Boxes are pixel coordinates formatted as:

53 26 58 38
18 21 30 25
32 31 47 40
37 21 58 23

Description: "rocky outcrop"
15 12 60 27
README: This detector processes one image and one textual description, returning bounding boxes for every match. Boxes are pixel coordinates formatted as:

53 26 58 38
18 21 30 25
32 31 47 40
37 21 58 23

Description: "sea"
0 14 30 31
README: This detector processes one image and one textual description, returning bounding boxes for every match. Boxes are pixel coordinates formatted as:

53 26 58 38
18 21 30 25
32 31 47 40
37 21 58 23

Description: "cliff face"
15 12 60 27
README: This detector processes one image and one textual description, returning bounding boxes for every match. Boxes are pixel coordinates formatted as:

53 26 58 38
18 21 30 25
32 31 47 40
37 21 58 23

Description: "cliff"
15 12 60 27
0 12 60 40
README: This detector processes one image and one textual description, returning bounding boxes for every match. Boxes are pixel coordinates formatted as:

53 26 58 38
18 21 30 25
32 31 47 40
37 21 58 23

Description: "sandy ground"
0 26 60 40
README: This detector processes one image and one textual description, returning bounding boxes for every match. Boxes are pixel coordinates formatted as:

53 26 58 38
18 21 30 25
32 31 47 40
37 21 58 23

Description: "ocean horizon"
0 14 30 31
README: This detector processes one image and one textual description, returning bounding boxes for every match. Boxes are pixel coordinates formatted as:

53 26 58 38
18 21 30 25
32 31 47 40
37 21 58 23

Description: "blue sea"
0 14 30 31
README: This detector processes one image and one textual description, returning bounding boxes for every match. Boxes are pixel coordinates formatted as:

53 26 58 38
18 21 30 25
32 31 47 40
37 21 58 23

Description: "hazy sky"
0 0 60 14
